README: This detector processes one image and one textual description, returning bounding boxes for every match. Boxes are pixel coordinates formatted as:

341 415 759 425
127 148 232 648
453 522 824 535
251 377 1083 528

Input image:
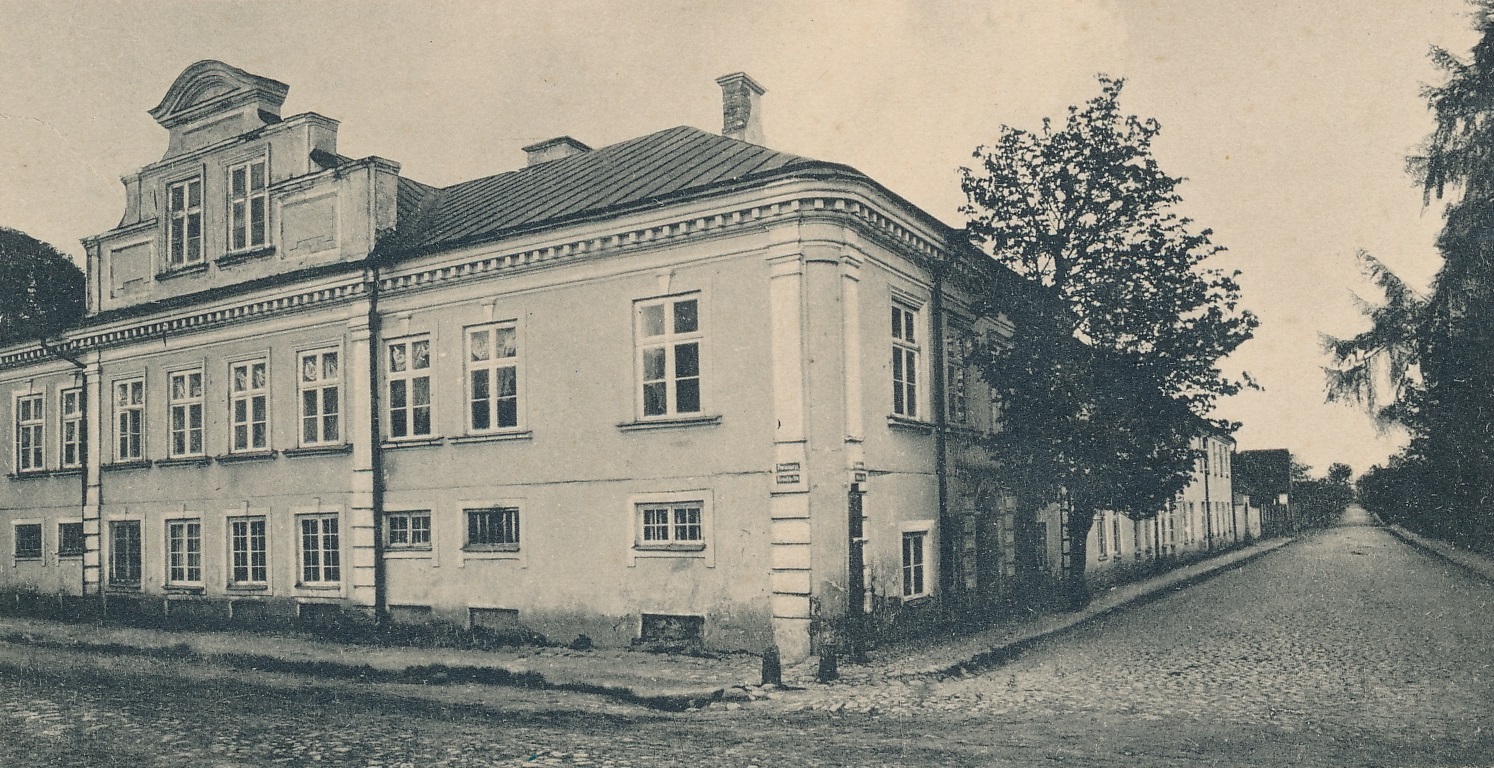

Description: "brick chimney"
716 73 766 145
522 136 591 166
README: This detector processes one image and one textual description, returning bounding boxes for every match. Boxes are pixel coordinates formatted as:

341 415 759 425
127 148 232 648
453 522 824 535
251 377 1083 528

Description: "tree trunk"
1065 506 1096 610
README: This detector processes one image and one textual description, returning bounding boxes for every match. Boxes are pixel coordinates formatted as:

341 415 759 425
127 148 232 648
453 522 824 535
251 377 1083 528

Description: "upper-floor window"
467 324 519 432
636 295 701 418
60 388 84 469
387 338 432 439
14 394 43 473
230 360 268 452
168 370 204 457
946 330 972 424
228 159 268 251
167 177 203 268
299 350 340 446
892 303 920 418
114 379 145 462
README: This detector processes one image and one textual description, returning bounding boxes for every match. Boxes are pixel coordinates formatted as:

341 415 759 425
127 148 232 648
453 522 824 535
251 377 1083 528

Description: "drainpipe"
365 265 388 627
1201 439 1213 552
39 340 90 602
930 265 953 602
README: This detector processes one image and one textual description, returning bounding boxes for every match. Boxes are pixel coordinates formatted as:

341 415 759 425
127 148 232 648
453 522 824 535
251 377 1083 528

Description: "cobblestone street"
1 509 1490 767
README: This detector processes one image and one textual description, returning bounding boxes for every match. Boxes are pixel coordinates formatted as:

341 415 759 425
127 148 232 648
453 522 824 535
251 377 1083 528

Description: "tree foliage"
1329 2 1494 546
960 76 1257 605
0 227 85 345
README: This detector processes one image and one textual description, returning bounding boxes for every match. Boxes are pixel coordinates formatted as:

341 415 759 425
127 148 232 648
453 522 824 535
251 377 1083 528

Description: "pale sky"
0 1 1477 476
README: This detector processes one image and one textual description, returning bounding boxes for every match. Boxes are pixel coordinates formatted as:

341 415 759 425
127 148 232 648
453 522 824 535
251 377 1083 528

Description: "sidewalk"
1383 523 1494 582
0 536 1292 712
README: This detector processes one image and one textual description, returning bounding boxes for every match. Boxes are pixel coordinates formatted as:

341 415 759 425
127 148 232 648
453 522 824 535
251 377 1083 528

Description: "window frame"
60 387 84 469
227 157 269 253
113 377 145 462
107 519 143 588
227 514 269 587
164 518 203 586
627 491 714 566
297 513 341 586
634 293 704 420
297 348 342 447
464 507 519 552
891 300 921 419
1096 512 1109 560
166 175 204 269
385 336 434 440
387 510 434 551
13 521 43 561
900 521 935 600
465 322 523 434
945 327 972 425
167 368 206 458
57 521 85 558
229 358 270 453
14 393 44 474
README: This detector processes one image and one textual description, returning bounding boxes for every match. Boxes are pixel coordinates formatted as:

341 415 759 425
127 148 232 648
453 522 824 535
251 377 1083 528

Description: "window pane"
233 366 248 393
496 327 517 358
389 343 407 372
495 366 516 397
412 339 429 370
250 161 266 190
642 347 666 381
641 304 665 337
469 330 490 361
251 363 266 389
322 352 338 381
302 356 318 383
673 299 698 334
412 377 430 407
643 382 667 416
676 378 700 413
674 342 699 377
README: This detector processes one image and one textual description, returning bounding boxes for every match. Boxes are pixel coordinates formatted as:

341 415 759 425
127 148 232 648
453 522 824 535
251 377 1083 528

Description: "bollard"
817 648 839 682
761 644 782 687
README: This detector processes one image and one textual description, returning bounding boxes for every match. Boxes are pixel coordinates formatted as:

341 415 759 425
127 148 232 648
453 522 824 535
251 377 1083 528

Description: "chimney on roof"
716 72 766 145
522 136 591 166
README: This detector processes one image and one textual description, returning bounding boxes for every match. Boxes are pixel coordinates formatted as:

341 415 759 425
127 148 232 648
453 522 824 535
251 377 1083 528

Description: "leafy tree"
1326 462 1353 486
0 227 85 345
960 76 1257 607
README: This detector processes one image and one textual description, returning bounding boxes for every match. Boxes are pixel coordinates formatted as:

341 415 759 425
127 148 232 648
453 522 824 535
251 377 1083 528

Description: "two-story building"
1 61 1061 661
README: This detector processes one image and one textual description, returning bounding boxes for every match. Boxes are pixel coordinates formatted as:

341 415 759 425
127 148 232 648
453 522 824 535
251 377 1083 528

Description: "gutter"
930 265 953 600
37 339 91 602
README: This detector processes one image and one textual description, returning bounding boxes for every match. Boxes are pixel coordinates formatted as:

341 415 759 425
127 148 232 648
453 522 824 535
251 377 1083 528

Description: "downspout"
366 264 388 627
931 265 953 601
39 340 89 600
1201 439 1213 551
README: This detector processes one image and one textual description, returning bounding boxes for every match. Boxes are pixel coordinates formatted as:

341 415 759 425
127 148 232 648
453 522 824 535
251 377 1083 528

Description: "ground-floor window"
57 522 84 557
166 519 202 584
465 507 519 551
1096 514 1108 559
902 528 930 599
109 520 141 587
230 517 268 585
299 515 340 584
13 523 42 560
635 502 702 550
388 510 433 550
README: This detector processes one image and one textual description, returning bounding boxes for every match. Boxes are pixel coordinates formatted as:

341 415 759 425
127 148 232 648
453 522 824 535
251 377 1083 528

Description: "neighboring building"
0 62 1047 661
1082 426 1242 584
1235 448 1293 538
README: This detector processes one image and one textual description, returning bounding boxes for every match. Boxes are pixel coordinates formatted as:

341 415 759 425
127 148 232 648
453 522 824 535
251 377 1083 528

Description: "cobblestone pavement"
1 508 1490 767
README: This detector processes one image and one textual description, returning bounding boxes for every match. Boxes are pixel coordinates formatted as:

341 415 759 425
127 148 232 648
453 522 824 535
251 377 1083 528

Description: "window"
168 370 204 457
299 515 340 584
61 388 83 468
167 177 203 268
228 159 268 251
635 295 702 418
387 338 432 438
14 394 43 473
298 350 340 446
109 520 142 587
466 507 519 550
114 379 144 462
1096 514 1108 559
230 360 268 452
387 511 432 550
1112 513 1123 559
165 519 202 584
229 516 267 585
636 502 703 549
58 522 84 557
13 523 42 560
892 303 919 418
902 529 930 598
467 324 519 431
946 331 971 424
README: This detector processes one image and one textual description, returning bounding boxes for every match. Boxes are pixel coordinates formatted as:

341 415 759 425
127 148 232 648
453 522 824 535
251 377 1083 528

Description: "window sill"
634 543 707 553
463 544 520 554
886 415 934 434
102 460 153 472
226 584 270 592
7 470 51 480
155 456 212 468
105 584 143 593
164 585 206 595
282 444 353 458
13 556 42 563
216 245 276 266
450 430 533 445
156 263 209 281
215 450 278 464
617 415 722 432
386 549 434 560
901 594 935 607
295 583 342 592
382 436 445 450
57 552 84 559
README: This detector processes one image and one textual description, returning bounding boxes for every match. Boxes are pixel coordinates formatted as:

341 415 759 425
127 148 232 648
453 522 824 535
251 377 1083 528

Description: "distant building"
1235 449 1293 538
